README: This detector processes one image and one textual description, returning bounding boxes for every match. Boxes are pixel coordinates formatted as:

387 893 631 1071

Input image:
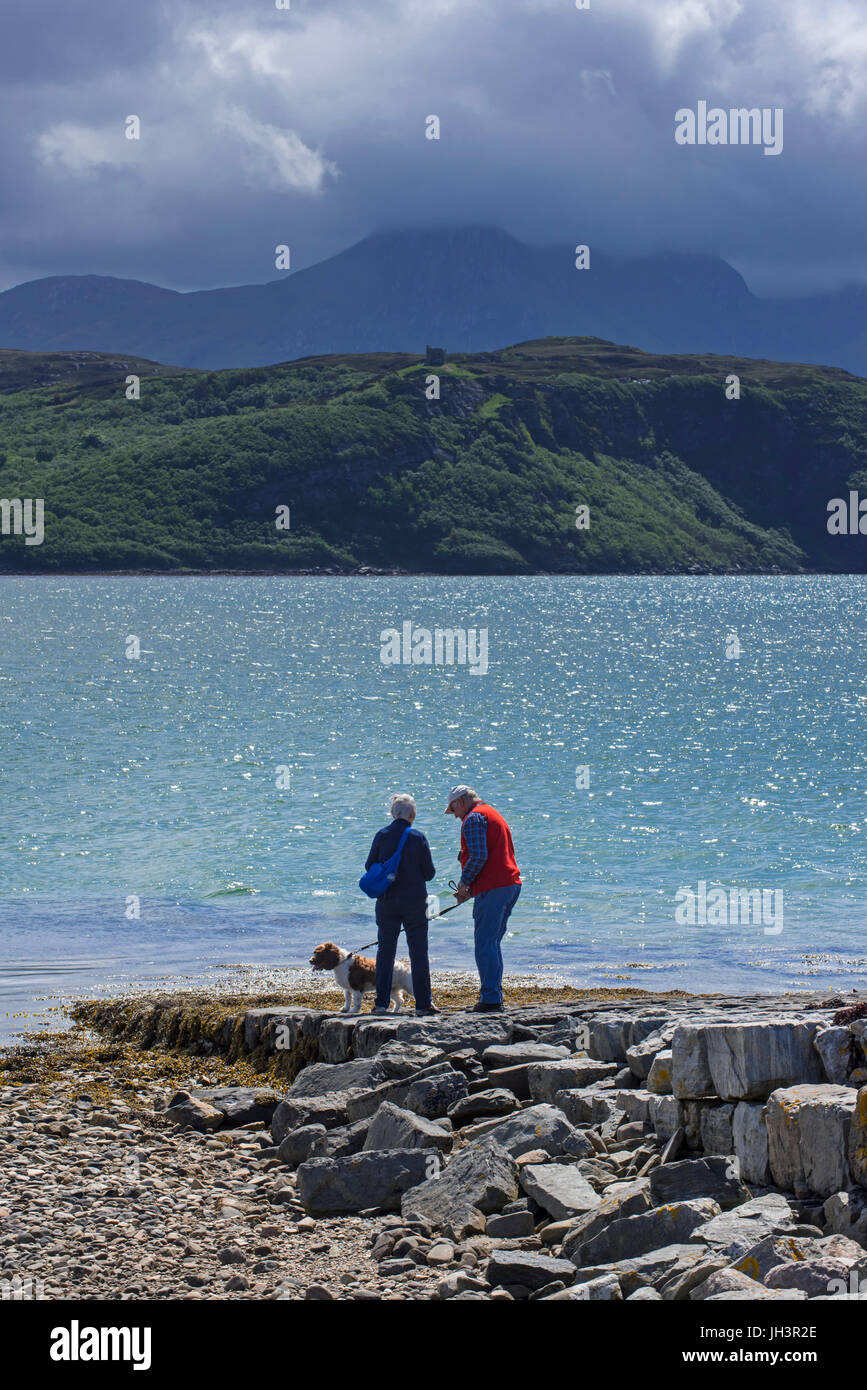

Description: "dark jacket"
365 820 435 904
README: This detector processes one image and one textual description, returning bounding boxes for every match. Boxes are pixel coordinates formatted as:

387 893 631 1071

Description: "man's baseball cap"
445 784 477 812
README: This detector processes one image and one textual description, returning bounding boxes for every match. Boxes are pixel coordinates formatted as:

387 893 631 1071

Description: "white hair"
390 793 416 821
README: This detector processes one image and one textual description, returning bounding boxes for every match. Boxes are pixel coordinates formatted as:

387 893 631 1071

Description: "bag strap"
393 822 412 861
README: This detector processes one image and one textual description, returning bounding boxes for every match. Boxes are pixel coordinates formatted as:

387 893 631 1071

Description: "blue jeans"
374 898 432 1010
472 883 521 1004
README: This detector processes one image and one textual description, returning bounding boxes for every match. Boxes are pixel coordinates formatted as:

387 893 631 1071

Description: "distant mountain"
2 227 867 374
1 336 865 575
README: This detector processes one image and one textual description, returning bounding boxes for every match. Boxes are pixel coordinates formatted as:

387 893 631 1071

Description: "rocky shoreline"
3 982 867 1302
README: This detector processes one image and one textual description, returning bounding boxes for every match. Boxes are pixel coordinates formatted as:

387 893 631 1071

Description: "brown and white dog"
308 941 412 1015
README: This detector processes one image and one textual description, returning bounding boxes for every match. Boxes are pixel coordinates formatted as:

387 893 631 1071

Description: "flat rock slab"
482 1042 570 1069
541 1273 622 1301
572 1243 710 1296
649 1156 749 1211
528 1059 620 1104
464 1104 577 1158
519 1163 601 1220
297 1148 434 1214
287 1059 388 1098
689 1193 799 1260
402 1138 518 1241
448 1089 518 1123
486 1250 576 1292
560 1180 653 1261
189 1086 283 1127
691 1268 807 1301
571 1198 721 1268
394 1016 513 1055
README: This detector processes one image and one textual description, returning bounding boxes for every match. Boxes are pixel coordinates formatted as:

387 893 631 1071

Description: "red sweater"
459 802 522 896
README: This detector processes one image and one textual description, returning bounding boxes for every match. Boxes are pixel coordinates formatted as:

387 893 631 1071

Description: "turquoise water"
2 575 867 1040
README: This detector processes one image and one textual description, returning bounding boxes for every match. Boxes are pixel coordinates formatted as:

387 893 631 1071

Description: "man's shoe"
471 1002 503 1013
415 1006 441 1017
370 1006 392 1016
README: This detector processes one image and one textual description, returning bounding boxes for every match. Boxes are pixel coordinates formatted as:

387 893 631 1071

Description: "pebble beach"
3 974 867 1304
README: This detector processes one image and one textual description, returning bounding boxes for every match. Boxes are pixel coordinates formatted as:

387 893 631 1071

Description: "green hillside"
0 336 864 574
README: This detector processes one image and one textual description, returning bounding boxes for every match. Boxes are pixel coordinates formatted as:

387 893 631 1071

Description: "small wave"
205 884 261 897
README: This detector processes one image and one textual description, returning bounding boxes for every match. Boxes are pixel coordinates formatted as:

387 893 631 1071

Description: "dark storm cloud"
1 0 866 295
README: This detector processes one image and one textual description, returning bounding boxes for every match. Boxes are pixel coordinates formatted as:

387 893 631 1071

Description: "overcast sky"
2 0 866 296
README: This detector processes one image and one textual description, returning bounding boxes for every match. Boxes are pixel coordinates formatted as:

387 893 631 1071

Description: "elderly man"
365 793 439 1017
445 785 522 1013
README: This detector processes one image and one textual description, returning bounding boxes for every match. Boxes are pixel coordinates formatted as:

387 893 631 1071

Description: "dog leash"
350 881 467 952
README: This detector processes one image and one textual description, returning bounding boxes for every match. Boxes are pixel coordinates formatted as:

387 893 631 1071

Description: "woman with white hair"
364 793 439 1016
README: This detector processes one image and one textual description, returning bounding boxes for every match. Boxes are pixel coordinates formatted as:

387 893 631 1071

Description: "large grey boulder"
308 1118 370 1160
401 1139 518 1240
698 1103 735 1156
700 1020 825 1101
374 1041 448 1076
190 1086 282 1128
486 1250 576 1293
733 1101 771 1185
278 1123 327 1167
404 1071 468 1119
244 1005 305 1053
528 1059 619 1103
729 1233 812 1283
297 1149 434 1214
448 1089 518 1124
688 1193 799 1259
627 1030 675 1081
394 1015 513 1055
553 1088 622 1127
519 1164 601 1220
766 1083 856 1197
612 1089 654 1124
823 1188 867 1239
560 1179 653 1262
571 1244 711 1296
849 1085 867 1187
765 1257 861 1297
586 1016 633 1063
363 1102 452 1153
648 1156 749 1210
482 1042 570 1069
287 1058 387 1098
814 1027 854 1086
317 1017 359 1063
271 1090 363 1141
350 1019 402 1057
570 1199 721 1268
671 1023 715 1100
466 1104 577 1158
164 1091 224 1132
345 1063 455 1122
646 1052 673 1094
691 1268 807 1301
648 1094 685 1142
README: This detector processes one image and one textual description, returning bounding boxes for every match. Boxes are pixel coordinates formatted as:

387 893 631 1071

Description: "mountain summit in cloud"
0 227 865 374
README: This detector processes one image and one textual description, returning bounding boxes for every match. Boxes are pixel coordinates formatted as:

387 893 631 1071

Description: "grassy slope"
0 336 864 574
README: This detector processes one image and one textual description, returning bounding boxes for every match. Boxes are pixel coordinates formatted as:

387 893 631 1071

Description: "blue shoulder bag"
359 823 412 898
